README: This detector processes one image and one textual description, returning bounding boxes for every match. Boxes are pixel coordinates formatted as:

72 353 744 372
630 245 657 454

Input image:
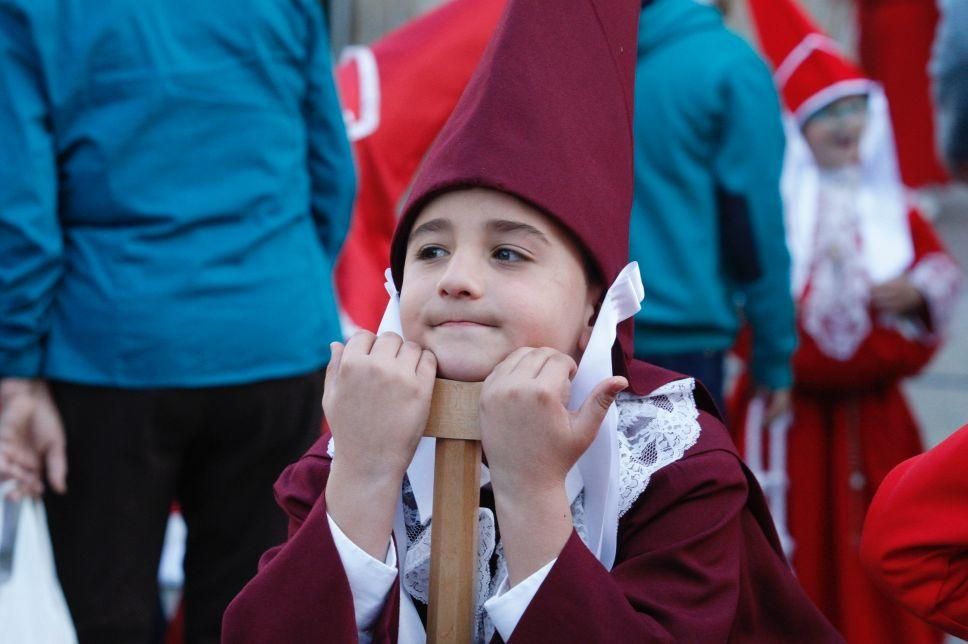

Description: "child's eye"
416 245 448 260
493 247 527 263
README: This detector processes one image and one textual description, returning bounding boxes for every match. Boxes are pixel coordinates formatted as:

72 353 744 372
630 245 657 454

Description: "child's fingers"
370 332 404 360
488 346 534 380
574 376 628 437
535 352 578 381
344 330 377 357
327 342 345 377
397 340 424 374
534 354 578 402
512 347 559 378
416 349 438 381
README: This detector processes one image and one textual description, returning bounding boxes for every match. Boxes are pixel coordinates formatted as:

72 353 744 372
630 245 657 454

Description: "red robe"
729 211 959 644
860 424 968 639
222 362 840 643
857 0 947 187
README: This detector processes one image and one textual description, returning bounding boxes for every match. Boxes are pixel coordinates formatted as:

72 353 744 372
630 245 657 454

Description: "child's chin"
435 358 496 383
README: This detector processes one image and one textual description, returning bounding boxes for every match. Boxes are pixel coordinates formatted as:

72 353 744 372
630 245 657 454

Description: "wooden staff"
422 379 484 643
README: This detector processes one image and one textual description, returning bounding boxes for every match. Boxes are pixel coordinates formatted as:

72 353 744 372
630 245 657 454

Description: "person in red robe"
732 2 964 643
222 0 840 641
860 423 968 639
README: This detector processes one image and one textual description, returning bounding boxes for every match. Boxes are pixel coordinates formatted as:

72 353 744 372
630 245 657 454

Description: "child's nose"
437 252 484 299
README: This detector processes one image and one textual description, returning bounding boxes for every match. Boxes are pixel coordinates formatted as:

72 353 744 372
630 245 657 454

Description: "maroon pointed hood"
388 0 703 404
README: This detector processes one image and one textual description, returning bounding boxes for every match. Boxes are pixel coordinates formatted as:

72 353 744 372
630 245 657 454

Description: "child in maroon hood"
222 1 840 641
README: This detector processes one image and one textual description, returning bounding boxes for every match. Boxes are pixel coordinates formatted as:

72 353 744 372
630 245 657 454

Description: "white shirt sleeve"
327 512 398 642
483 558 557 641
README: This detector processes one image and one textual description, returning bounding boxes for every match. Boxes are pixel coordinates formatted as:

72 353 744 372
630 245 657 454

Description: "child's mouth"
436 320 491 327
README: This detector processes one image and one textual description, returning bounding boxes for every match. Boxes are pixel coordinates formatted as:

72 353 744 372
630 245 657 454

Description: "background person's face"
803 95 868 169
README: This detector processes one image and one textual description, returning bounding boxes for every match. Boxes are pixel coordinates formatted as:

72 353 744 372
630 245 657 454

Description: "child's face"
802 95 868 169
399 189 600 382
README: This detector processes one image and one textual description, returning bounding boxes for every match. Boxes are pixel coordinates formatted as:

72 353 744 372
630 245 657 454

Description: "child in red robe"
731 2 963 643
222 1 840 641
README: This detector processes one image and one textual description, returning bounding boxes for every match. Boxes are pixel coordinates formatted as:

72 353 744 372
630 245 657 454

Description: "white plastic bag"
0 482 78 644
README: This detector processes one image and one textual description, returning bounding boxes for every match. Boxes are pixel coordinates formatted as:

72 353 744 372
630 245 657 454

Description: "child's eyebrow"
486 219 551 245
409 218 452 241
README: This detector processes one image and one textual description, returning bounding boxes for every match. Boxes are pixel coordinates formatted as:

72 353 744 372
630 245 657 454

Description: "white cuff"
327 512 398 639
483 558 556 641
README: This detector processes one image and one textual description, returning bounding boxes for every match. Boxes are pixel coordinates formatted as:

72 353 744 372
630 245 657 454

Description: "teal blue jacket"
0 0 355 387
630 0 795 388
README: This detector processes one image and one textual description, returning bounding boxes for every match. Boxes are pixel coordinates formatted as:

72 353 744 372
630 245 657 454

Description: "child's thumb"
575 376 628 436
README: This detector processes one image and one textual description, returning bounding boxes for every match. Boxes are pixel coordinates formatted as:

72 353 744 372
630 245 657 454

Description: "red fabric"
728 210 951 644
748 0 868 120
334 0 506 332
389 0 646 391
857 0 947 187
221 362 840 643
860 425 968 639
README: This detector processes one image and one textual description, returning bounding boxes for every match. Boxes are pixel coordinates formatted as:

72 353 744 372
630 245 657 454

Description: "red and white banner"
334 0 507 334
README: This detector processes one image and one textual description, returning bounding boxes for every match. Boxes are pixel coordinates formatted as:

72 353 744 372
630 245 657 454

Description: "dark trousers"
44 371 324 644
640 350 725 414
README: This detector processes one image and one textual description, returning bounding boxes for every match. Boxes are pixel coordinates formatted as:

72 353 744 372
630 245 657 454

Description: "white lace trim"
615 378 702 517
327 379 702 642
907 251 963 340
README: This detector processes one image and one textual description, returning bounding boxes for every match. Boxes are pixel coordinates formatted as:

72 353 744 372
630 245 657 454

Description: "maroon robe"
222 362 840 643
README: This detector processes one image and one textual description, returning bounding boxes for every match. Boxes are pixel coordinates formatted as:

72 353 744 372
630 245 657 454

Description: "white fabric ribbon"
378 262 644 642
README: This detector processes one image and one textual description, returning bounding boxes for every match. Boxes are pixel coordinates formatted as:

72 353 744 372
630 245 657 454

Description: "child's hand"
323 331 436 560
870 276 924 315
324 331 437 484
479 347 627 585
479 347 627 497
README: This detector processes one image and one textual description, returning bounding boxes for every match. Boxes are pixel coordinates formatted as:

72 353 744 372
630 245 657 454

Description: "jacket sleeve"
712 52 795 390
860 424 968 640
508 447 749 642
0 4 62 377
304 4 356 263
221 436 400 644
